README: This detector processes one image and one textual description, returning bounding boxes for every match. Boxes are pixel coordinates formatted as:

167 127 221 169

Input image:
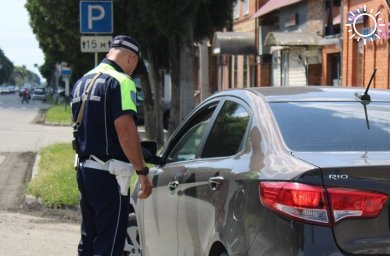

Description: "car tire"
123 213 142 256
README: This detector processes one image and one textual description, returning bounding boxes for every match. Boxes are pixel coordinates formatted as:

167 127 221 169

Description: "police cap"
111 35 146 76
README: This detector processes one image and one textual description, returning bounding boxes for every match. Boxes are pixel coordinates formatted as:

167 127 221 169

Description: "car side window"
166 103 217 163
202 100 250 158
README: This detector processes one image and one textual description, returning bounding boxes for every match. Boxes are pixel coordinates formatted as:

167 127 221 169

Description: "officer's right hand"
138 175 152 199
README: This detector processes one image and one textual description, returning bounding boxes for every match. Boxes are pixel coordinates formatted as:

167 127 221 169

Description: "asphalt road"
0 93 79 256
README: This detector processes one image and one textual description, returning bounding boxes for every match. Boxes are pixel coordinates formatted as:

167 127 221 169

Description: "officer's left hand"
138 175 152 199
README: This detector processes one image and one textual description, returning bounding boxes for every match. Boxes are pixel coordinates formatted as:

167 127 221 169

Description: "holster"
72 124 80 153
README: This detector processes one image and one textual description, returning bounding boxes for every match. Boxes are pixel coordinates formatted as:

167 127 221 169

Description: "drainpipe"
340 0 344 86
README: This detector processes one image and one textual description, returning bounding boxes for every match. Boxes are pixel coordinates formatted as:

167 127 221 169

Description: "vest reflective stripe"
86 63 137 112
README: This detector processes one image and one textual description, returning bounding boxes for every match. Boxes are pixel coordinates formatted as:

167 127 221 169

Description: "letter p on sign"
88 5 105 29
80 1 113 34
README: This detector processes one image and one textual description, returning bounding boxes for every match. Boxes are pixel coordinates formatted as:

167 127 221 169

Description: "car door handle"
208 176 224 191
168 180 179 191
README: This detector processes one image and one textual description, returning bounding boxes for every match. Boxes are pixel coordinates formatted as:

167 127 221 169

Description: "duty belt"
80 155 109 171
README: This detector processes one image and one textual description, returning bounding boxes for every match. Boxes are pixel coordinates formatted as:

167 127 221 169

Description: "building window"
324 0 341 36
234 56 238 87
243 56 248 87
243 0 250 15
233 0 239 19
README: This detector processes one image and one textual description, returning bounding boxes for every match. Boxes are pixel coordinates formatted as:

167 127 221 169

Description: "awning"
265 32 322 46
252 0 301 19
212 32 256 55
318 37 341 46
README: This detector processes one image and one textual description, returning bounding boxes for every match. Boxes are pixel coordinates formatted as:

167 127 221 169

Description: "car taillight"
327 188 388 222
260 182 330 225
259 182 388 226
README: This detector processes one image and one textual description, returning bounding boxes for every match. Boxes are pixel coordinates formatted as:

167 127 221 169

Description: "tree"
12 66 40 86
125 0 171 146
26 0 91 85
26 0 234 144
25 0 135 85
136 0 234 134
0 49 15 84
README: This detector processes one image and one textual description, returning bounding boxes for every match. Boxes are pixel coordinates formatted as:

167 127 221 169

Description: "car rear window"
270 101 390 152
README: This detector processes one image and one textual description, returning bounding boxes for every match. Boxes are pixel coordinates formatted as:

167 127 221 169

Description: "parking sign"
80 1 113 33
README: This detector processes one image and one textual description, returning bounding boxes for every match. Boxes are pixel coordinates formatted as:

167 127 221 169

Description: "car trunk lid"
293 152 390 254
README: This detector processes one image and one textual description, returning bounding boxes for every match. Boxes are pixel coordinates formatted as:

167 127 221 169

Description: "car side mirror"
141 141 162 165
141 141 157 155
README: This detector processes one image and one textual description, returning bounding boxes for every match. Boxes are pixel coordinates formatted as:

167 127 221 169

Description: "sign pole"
95 33 98 66
95 52 98 67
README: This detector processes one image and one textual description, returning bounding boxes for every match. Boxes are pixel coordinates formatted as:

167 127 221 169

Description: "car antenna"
354 69 376 129
355 68 376 101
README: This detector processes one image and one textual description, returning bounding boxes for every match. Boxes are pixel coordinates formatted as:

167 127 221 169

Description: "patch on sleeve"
131 90 137 107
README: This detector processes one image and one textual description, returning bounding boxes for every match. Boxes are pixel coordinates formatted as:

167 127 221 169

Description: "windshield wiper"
355 69 376 129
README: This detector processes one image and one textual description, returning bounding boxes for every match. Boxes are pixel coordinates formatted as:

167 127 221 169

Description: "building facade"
254 0 342 87
342 0 390 89
213 0 343 88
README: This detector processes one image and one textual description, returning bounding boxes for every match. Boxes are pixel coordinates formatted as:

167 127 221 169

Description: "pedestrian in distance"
71 35 152 256
21 88 30 104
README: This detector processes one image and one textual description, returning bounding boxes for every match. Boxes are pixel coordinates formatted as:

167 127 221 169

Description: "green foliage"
27 143 79 208
45 104 72 125
26 0 234 131
25 0 94 83
195 0 234 40
26 0 234 82
138 0 198 37
0 49 15 84
137 0 233 42
12 66 40 86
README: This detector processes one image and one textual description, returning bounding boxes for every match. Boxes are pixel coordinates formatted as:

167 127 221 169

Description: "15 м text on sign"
81 36 112 52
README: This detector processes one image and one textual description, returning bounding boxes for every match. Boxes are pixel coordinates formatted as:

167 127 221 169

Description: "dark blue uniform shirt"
71 59 138 162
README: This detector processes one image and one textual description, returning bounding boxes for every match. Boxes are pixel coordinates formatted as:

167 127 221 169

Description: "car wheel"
123 213 142 256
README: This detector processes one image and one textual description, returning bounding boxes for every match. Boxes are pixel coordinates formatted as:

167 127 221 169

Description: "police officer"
71 35 153 256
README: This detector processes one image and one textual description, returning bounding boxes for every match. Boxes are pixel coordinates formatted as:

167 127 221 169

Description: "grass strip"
27 143 79 208
45 104 72 125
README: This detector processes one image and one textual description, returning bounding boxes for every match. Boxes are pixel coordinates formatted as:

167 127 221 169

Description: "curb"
31 153 40 179
24 154 43 209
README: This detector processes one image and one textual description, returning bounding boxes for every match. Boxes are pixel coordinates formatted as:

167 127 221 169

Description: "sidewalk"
0 210 79 256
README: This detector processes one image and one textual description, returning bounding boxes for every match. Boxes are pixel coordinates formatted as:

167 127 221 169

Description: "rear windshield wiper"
354 69 377 129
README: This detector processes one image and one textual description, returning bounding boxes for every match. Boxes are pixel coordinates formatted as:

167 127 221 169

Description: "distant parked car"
6 85 16 94
125 86 390 256
31 88 46 101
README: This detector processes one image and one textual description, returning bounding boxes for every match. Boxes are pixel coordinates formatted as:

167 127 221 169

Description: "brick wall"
307 0 324 35
342 0 390 89
232 0 258 88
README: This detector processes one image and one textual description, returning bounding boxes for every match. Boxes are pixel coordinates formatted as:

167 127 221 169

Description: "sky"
0 0 44 79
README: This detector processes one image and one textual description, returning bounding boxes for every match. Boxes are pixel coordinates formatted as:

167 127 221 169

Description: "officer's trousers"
77 165 130 256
